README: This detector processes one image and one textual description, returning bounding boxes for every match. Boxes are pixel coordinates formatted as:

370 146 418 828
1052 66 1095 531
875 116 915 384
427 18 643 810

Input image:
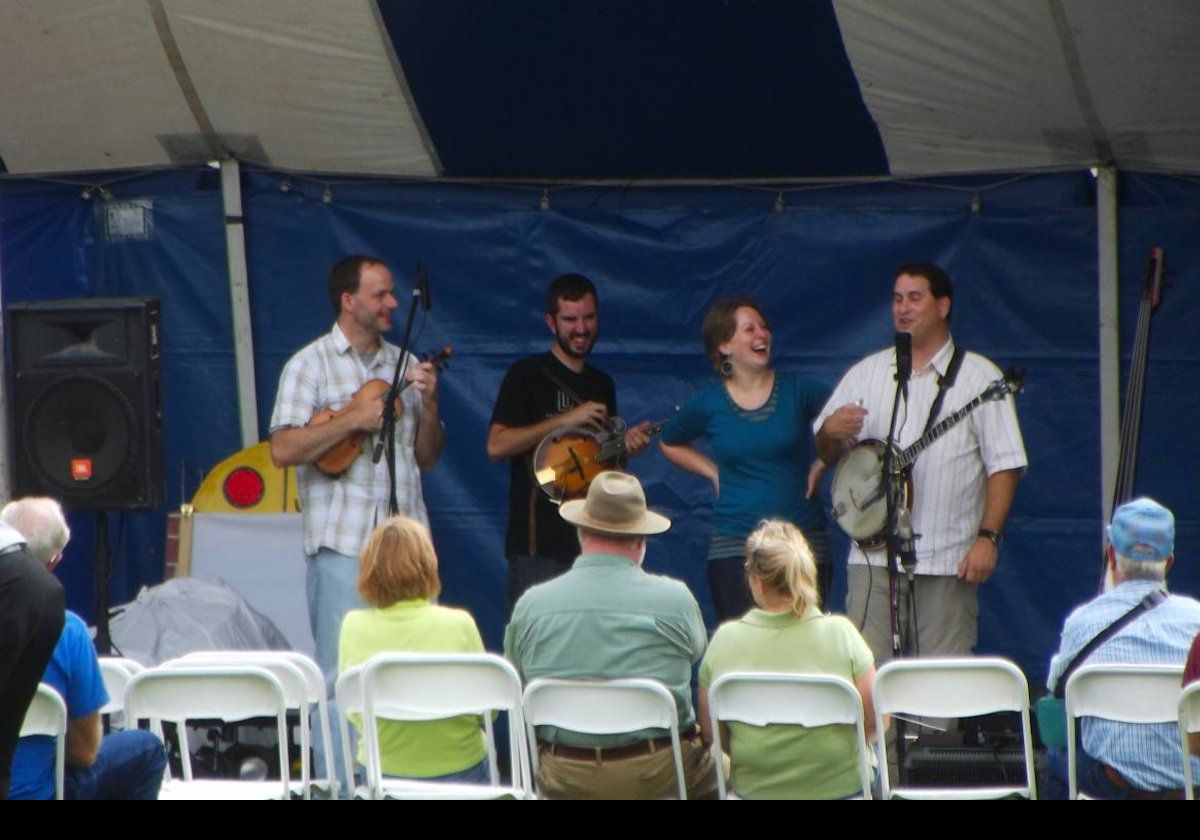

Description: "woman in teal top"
660 298 831 623
338 516 489 782
698 519 881 799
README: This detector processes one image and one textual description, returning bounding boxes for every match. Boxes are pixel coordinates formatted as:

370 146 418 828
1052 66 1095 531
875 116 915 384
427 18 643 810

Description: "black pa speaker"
7 297 164 509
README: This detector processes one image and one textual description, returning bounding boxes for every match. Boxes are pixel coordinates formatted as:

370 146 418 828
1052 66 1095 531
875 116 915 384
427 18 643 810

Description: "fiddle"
307 347 452 477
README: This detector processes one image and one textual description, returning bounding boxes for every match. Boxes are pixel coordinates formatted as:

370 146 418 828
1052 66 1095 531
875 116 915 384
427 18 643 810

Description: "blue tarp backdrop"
2 167 1198 686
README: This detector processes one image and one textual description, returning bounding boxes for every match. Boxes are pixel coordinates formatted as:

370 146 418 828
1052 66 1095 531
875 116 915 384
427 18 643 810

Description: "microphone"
895 504 918 579
415 263 431 312
894 332 912 385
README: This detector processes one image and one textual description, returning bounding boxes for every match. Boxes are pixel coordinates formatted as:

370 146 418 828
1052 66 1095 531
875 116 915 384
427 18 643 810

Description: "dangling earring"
719 355 734 377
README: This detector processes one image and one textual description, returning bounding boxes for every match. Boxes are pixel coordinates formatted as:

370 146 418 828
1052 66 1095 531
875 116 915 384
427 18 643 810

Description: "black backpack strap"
1052 588 1168 698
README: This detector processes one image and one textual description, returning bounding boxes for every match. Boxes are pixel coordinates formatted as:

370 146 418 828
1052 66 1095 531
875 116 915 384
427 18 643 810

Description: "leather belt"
542 736 675 762
1102 763 1185 800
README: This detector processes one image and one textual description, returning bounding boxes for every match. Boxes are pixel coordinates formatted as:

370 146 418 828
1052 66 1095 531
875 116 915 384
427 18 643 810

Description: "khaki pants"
536 737 718 800
848 566 979 776
846 566 978 665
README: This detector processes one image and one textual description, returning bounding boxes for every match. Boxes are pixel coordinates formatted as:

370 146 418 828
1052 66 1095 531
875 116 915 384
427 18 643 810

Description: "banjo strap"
920 346 966 438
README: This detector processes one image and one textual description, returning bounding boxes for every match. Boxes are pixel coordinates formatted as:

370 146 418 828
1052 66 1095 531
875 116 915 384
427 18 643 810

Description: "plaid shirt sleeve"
270 346 321 432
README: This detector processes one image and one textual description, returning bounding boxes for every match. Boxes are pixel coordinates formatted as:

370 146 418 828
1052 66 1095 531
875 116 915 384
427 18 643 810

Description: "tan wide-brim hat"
559 471 671 536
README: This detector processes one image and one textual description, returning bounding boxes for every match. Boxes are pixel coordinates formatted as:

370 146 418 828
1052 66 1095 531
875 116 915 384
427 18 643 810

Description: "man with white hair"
1044 497 1200 799
0 507 63 799
2 497 166 800
505 471 716 799
0 497 71 571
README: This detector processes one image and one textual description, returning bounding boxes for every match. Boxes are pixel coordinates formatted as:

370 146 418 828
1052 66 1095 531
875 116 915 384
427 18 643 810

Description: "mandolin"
308 346 452 477
532 419 666 503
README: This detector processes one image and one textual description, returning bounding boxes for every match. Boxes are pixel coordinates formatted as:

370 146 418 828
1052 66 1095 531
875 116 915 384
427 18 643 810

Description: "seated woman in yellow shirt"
698 519 880 799
339 515 489 782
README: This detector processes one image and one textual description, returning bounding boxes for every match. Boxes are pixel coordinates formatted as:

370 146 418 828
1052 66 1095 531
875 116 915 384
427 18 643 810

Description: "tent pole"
1097 166 1119 529
0 236 11 504
220 158 260 447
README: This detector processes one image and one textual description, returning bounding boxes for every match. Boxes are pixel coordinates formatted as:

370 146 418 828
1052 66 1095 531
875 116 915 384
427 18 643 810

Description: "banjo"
830 370 1024 549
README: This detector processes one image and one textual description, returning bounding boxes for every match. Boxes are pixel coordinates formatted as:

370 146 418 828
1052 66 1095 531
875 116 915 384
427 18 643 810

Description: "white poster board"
189 512 313 656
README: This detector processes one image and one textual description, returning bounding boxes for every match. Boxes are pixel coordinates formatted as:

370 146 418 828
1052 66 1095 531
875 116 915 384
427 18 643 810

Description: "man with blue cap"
1044 497 1200 798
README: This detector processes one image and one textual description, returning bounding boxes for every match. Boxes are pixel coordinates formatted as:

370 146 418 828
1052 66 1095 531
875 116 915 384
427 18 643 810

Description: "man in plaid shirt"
270 255 443 789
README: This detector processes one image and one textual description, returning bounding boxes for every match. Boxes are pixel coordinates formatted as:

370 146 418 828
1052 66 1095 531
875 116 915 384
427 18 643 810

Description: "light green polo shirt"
504 552 707 748
699 607 874 799
338 599 487 778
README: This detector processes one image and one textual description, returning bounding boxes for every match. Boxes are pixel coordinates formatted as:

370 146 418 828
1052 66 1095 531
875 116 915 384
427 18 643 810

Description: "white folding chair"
124 665 291 800
20 683 68 800
100 656 145 673
522 677 687 800
707 672 873 800
1179 681 1200 800
164 654 313 797
98 657 142 719
1065 662 1186 800
173 650 336 798
359 653 532 800
335 665 373 800
98 657 145 676
873 657 1036 799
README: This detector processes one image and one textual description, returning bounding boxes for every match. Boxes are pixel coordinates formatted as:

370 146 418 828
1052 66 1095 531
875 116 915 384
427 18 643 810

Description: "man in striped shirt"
1044 497 1200 798
814 262 1026 664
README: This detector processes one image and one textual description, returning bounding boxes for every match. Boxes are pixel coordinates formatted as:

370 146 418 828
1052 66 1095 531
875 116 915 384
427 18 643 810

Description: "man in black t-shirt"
488 274 652 612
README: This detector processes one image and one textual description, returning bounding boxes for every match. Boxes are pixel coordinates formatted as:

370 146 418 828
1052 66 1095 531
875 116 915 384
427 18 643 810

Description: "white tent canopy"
0 0 1196 179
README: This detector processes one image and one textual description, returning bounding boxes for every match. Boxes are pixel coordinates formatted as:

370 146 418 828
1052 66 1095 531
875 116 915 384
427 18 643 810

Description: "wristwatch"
977 528 1002 548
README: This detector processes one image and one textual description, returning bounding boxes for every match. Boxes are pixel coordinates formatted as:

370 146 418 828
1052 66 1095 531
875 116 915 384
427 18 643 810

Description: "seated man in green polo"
504 471 717 799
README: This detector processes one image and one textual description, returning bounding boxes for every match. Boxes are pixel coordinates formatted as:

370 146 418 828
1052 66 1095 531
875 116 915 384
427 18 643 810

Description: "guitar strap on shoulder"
538 361 585 408
921 346 966 436
526 362 579 557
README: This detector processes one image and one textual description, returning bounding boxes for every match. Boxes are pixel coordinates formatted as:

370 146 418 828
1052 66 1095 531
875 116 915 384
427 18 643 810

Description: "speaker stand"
93 511 113 655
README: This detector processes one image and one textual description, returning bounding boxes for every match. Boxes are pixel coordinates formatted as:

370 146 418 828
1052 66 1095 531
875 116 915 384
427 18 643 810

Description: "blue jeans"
707 527 830 625
308 548 365 796
65 730 166 800
1042 747 1168 800
707 554 755 624
429 757 492 784
363 756 492 786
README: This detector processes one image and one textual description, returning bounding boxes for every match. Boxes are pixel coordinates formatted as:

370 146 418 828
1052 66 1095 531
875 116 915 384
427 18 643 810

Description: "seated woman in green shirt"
698 519 882 799
339 515 490 783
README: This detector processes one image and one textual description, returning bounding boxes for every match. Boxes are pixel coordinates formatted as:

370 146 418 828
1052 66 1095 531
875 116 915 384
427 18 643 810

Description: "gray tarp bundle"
109 577 290 667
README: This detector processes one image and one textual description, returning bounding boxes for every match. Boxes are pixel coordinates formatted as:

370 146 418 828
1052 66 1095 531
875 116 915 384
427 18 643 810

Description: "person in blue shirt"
660 298 831 624
3 497 166 800
1044 497 1200 799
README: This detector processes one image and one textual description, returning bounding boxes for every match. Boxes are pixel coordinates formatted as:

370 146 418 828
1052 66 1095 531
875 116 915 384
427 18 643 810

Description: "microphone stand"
882 378 909 646
373 280 424 516
884 333 914 780
92 510 113 655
